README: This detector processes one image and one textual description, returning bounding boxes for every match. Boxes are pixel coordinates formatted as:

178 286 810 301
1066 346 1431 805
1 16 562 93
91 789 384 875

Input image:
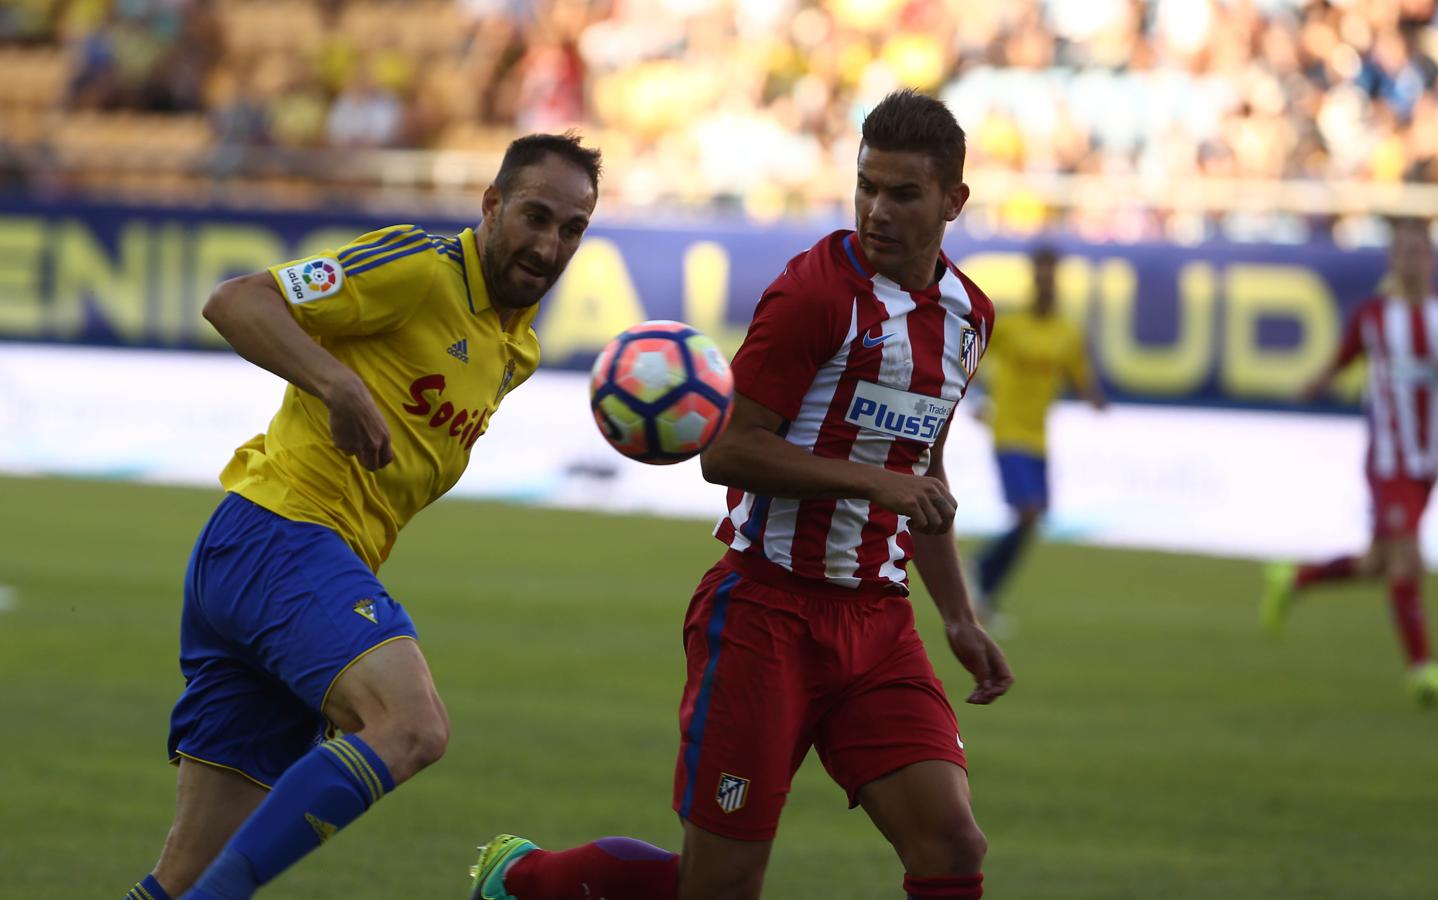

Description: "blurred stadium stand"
0 0 1435 240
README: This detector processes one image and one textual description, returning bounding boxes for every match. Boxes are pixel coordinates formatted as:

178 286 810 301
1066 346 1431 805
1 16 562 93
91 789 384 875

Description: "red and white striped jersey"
714 230 995 593
1336 294 1438 480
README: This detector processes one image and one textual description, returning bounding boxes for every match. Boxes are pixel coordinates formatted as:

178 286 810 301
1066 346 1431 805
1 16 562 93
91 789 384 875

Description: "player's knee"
410 711 450 769
385 707 450 775
1386 546 1420 581
901 821 987 877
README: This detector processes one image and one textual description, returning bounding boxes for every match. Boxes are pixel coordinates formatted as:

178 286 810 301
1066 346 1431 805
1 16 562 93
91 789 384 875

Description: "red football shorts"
672 555 967 842
1369 473 1434 538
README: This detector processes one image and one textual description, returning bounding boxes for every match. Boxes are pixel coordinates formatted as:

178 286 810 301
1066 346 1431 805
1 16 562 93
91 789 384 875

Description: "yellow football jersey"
985 311 1092 455
219 224 539 571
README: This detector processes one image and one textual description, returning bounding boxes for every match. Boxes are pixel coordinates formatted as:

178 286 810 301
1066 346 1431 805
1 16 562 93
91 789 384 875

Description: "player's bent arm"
700 393 956 533
204 272 358 401
204 272 393 470
700 393 880 499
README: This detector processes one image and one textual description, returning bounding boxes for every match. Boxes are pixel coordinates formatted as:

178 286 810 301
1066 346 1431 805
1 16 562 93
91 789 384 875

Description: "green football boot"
1409 662 1438 707
1260 561 1297 637
469 834 538 900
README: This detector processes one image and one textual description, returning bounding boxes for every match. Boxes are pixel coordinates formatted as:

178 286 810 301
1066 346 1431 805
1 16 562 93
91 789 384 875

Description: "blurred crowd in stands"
0 0 1435 239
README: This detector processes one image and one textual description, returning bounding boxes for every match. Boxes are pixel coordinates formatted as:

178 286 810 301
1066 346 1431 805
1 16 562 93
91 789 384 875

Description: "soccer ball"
589 320 735 464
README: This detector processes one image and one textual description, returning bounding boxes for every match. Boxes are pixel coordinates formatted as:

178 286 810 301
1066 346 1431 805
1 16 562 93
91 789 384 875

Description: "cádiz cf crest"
716 772 750 813
496 358 517 403
353 598 378 624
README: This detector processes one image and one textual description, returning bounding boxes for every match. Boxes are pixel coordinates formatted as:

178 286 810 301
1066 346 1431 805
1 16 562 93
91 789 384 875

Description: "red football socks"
1295 555 1359 589
904 872 984 899
505 837 679 900
1388 577 1431 666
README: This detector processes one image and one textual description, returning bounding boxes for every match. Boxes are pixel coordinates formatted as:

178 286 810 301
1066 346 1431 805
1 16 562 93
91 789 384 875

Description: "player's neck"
494 304 521 329
879 254 944 292
1398 283 1429 305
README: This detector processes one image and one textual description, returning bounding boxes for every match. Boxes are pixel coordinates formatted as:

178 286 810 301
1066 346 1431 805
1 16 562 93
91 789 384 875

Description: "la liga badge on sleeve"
279 257 344 304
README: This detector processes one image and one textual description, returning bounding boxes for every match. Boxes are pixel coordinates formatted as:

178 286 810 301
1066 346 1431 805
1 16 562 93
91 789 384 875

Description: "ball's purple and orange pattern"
589 319 735 464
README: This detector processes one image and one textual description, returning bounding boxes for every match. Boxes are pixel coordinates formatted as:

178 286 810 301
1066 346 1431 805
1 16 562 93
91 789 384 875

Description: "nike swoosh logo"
863 332 896 348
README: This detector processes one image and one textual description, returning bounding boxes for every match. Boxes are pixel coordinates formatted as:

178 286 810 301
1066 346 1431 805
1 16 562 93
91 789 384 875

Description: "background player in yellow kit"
974 246 1105 622
122 133 601 900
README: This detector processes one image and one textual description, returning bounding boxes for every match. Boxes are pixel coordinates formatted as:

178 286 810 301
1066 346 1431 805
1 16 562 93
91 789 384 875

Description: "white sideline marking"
0 585 17 612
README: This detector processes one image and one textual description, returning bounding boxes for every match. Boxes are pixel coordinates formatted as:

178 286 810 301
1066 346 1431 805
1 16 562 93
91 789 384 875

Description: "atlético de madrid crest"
959 326 980 379
716 772 749 813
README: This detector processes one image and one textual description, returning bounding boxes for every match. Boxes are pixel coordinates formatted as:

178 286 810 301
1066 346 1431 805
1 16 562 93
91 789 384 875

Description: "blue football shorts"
167 492 417 787
995 449 1050 510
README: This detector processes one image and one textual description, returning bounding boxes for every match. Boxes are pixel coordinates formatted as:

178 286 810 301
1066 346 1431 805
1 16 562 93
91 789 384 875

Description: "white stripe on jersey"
1425 300 1438 476
728 299 859 564
789 299 860 452
724 492 759 553
1383 300 1425 477
937 268 977 426
879 532 907 585
825 281 916 584
1366 314 1398 478
717 233 995 594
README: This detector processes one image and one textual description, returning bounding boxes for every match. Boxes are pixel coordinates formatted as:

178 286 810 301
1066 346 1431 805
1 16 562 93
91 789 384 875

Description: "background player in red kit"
1263 217 1438 705
471 90 1012 900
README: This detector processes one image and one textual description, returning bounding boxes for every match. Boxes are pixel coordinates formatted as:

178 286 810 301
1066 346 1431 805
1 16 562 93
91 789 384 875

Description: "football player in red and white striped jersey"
472 91 1011 900
1263 217 1438 704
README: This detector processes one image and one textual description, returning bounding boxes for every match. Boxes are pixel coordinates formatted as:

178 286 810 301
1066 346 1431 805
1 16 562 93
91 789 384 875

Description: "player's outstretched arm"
204 272 393 470
700 392 957 533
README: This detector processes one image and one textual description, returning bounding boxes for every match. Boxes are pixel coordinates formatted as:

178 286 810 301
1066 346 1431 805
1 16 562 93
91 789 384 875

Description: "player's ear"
945 182 970 223
481 184 502 224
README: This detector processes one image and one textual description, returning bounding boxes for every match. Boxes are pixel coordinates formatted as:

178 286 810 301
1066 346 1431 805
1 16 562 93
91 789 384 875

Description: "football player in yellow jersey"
122 134 601 900
974 246 1105 621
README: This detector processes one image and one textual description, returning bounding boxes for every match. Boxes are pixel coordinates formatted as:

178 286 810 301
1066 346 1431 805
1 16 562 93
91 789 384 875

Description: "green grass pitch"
1 474 1435 898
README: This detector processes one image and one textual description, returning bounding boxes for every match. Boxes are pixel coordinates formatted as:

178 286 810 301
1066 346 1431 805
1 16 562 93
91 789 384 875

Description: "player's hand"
944 621 1013 704
325 373 394 470
870 471 956 534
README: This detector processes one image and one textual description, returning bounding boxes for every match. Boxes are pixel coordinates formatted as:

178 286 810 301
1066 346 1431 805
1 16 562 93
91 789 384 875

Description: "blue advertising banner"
0 200 1387 407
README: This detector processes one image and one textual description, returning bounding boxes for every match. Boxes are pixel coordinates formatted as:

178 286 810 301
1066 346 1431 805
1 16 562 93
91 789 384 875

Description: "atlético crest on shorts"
716 772 749 814
959 326 980 379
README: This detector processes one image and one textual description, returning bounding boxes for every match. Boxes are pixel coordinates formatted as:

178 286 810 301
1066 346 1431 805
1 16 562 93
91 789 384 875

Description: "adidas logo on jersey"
447 338 469 363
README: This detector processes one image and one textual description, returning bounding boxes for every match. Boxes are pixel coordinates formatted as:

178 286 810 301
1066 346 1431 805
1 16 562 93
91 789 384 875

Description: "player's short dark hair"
860 89 966 187
495 131 603 195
